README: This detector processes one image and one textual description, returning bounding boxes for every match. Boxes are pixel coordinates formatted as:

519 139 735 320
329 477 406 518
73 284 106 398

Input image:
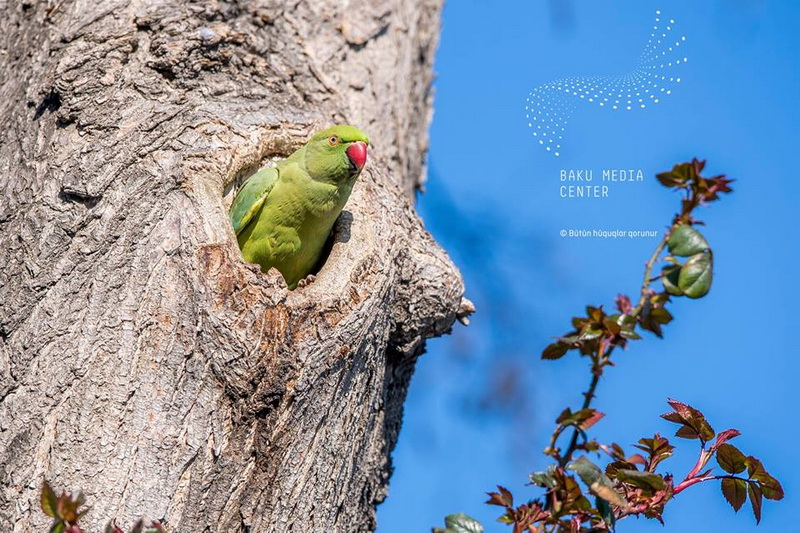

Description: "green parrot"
229 125 369 289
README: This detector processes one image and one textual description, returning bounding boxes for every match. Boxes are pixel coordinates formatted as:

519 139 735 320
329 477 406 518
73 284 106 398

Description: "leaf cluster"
455 399 783 533
659 400 784 523
435 160 782 532
40 480 165 533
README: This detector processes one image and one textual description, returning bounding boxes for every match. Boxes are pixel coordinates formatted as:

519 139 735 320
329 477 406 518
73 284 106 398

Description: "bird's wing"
229 166 279 237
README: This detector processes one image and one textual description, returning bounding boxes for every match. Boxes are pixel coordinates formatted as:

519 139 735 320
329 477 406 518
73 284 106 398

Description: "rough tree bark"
0 1 467 531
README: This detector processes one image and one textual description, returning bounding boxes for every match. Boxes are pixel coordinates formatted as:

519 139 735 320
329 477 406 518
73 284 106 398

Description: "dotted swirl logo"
525 10 688 157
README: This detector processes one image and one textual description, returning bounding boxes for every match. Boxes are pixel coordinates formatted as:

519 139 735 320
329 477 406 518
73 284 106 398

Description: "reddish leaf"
579 410 605 430
609 443 627 461
657 162 694 188
486 486 514 509
711 429 741 452
498 486 513 507
721 478 747 512
556 408 604 430
104 521 125 533
748 482 763 524
627 454 647 466
633 434 674 470
746 456 785 500
660 412 685 424
57 492 79 524
485 492 505 508
661 399 715 442
615 294 633 314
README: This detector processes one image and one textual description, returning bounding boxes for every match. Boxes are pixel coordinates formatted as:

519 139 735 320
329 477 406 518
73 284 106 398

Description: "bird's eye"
328 135 339 146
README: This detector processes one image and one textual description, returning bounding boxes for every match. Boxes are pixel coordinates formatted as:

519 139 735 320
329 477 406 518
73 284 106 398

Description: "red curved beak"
346 141 368 172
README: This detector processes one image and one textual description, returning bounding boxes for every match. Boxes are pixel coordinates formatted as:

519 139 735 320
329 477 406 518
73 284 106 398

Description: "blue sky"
378 1 799 532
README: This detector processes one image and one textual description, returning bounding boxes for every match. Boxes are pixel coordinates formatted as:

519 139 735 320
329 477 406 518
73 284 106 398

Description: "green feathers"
229 125 369 289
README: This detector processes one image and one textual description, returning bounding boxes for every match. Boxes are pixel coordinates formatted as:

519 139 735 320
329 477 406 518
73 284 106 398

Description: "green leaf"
567 456 604 486
676 425 701 439
617 313 636 328
586 306 605 322
572 316 589 328
716 444 747 474
555 407 572 424
542 342 569 360
605 460 638 479
590 483 629 511
41 481 58 518
578 328 603 341
760 475 785 501
748 482 763 524
614 469 666 492
619 328 642 340
617 313 642 340
721 478 747 512
596 497 616 529
581 440 601 452
529 470 557 489
661 264 684 296
649 307 673 325
49 522 66 533
668 225 710 256
678 252 713 299
603 316 622 335
441 513 484 533
568 457 628 509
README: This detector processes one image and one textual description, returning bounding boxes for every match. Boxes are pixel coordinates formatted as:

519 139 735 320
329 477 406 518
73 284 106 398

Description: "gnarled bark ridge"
0 1 464 531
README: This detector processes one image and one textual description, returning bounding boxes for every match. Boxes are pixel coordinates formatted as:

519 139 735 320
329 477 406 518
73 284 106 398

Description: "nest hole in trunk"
220 129 357 292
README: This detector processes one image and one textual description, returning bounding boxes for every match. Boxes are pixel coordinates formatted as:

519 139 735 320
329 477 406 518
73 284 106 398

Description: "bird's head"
305 125 370 184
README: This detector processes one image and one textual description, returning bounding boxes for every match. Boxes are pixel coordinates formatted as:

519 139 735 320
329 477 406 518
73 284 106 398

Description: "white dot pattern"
525 10 688 157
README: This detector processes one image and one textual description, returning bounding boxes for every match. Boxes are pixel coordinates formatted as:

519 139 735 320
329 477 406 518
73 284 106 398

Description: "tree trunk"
0 1 465 531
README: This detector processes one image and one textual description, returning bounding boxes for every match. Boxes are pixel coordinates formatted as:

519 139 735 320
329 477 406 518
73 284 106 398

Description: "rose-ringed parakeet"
229 125 369 289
